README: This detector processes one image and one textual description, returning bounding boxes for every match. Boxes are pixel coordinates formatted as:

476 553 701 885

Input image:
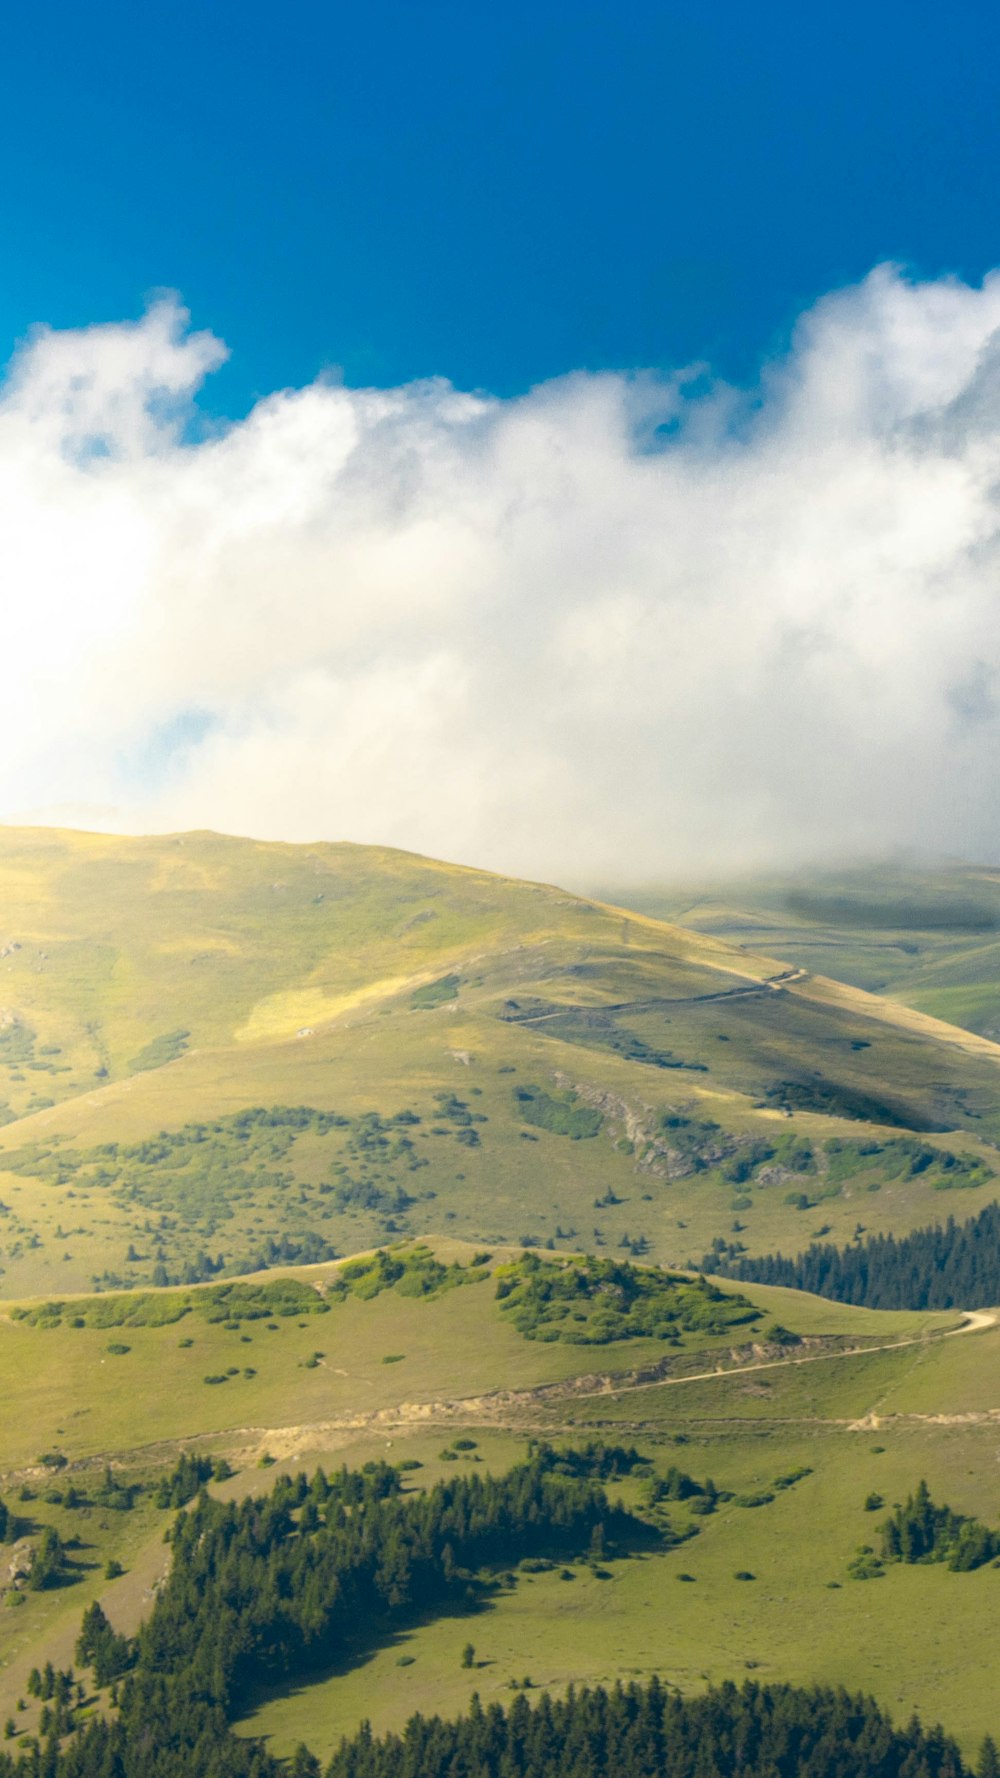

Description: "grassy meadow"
0 1240 991 1753
1 832 1000 1763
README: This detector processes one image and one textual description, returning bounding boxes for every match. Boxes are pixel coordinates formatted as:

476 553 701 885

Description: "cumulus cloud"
3 267 1000 881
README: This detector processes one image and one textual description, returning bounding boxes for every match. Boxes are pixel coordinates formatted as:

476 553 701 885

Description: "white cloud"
3 266 1000 881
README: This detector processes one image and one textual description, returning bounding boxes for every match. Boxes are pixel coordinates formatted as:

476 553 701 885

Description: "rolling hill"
0 830 998 1299
0 1239 997 1762
2 831 1000 1770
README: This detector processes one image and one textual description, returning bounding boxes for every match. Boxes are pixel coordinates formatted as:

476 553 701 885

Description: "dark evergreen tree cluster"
76 1604 133 1688
2 1456 991 1778
531 1441 649 1480
137 1454 635 1710
704 1201 1000 1310
881 1481 1000 1571
23 1665 82 1745
329 1677 971 1778
151 1452 216 1510
0 1455 640 1778
27 1527 66 1591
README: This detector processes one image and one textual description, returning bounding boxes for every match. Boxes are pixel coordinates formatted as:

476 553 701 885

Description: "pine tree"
978 1736 1000 1778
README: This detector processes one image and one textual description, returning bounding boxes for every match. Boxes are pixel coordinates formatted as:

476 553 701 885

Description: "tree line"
327 1675 977 1778
704 1201 1000 1309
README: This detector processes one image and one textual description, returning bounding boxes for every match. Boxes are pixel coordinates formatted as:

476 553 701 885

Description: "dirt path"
508 969 809 1027
523 1305 997 1413
2 1303 995 1717
4 1308 989 1485
945 1307 997 1335
157 1306 1000 1465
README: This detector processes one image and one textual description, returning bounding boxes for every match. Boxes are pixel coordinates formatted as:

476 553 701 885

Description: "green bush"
495 1253 760 1345
513 1085 603 1140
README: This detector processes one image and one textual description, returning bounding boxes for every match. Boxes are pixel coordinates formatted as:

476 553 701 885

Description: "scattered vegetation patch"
773 1466 812 1491
127 1030 190 1073
0 1100 488 1290
329 1243 491 1303
825 1136 991 1188
654 1115 819 1188
759 1078 946 1131
495 1253 761 1344
410 975 460 1009
847 1546 886 1581
11 1276 329 1330
497 1000 705 1071
512 1084 603 1140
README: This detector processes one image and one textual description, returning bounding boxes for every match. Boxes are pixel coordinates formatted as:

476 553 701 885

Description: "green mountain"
0 829 999 1299
2 832 1000 1772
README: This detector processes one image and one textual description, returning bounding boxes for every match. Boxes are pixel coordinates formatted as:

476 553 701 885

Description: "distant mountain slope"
604 864 1000 1041
0 829 998 1299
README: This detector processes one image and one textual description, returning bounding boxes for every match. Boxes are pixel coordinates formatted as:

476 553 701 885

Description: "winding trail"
506 968 811 1027
68 1305 999 1472
569 1305 999 1407
6 1307 995 1486
1 1303 996 1717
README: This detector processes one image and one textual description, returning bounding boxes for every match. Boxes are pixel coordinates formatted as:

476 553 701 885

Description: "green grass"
6 836 1000 1763
231 1316 1000 1764
0 830 997 1301
0 1234 991 1758
244 1499 1000 1763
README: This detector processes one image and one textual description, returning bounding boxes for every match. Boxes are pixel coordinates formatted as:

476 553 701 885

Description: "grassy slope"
0 1247 987 1755
607 863 1000 1039
237 1306 1000 1763
0 826 770 1085
0 831 999 1299
4 836 1000 1754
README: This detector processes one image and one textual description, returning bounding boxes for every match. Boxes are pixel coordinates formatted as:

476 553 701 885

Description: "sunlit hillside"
0 830 997 1300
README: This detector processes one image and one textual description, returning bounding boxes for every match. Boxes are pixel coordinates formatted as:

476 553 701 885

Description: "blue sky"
3 0 999 411
3 1 1000 876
